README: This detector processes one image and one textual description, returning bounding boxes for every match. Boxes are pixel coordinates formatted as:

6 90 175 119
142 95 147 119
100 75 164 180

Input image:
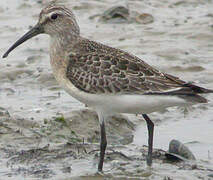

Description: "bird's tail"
182 83 213 94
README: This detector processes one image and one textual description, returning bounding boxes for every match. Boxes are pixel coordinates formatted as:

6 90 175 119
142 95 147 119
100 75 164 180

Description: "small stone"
135 13 154 24
118 38 125 41
36 0 42 4
0 107 10 117
99 6 130 24
166 139 196 161
206 13 213 17
208 174 213 178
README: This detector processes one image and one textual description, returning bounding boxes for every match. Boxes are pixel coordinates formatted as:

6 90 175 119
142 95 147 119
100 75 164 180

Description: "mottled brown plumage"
66 39 211 103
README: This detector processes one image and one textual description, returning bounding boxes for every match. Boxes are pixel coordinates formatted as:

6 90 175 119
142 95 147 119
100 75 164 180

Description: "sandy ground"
0 0 213 179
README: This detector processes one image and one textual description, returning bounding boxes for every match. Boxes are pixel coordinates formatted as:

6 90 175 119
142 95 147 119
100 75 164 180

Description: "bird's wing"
66 51 194 94
65 39 212 103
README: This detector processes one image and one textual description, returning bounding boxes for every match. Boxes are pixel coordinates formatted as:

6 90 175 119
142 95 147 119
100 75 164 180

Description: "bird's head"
2 3 79 58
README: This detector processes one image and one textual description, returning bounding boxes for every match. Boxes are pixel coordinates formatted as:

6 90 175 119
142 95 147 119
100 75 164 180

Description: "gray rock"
99 6 130 24
167 139 196 161
135 13 154 24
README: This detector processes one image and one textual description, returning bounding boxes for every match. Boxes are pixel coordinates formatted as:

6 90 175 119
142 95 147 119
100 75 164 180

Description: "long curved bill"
2 24 43 58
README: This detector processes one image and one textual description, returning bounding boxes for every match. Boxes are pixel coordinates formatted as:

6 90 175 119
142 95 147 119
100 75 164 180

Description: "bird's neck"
49 31 80 83
50 31 79 52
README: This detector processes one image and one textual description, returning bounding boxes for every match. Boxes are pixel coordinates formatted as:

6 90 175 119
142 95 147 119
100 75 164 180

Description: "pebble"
166 139 196 161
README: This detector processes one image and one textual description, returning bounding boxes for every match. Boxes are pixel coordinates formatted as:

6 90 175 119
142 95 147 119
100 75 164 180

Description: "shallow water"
1 0 213 179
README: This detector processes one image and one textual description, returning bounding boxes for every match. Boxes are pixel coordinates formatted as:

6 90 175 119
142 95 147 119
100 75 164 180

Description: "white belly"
56 73 187 115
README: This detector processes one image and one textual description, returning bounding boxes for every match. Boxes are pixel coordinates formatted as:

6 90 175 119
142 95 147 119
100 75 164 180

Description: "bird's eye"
51 13 58 20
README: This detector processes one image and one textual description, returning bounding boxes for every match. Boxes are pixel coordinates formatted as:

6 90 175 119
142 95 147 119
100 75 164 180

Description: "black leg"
142 114 154 166
98 120 107 172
